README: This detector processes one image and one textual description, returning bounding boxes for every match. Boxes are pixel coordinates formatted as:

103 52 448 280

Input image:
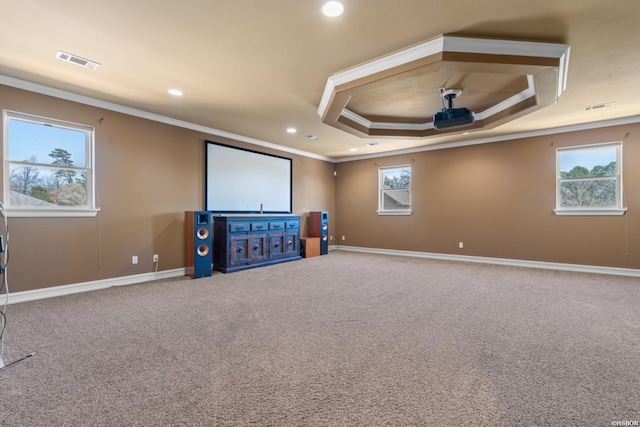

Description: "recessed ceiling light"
286 127 297 134
307 135 320 140
322 1 344 17
349 148 357 152
364 142 378 147
168 89 183 96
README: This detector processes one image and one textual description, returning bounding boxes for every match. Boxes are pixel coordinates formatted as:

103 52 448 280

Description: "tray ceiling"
0 1 639 160
318 35 570 138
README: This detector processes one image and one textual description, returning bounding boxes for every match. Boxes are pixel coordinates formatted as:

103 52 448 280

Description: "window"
555 142 625 215
3 111 98 217
378 165 411 215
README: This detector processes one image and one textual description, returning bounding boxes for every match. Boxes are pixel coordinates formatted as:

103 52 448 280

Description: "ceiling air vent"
584 102 615 111
56 51 100 70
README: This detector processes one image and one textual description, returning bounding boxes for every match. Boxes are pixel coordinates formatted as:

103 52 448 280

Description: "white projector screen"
205 141 292 214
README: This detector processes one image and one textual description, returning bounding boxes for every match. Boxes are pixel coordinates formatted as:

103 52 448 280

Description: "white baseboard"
335 245 640 278
6 246 639 305
5 268 186 305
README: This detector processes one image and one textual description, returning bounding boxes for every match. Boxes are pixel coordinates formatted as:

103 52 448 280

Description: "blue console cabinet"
212 215 301 273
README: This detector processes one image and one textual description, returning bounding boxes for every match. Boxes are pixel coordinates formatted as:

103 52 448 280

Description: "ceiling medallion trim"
318 35 570 139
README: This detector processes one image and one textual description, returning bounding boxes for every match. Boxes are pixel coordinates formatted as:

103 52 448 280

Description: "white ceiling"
1 0 639 160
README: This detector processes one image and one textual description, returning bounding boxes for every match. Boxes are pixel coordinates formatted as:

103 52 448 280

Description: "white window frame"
554 141 625 216
377 164 412 216
3 110 99 217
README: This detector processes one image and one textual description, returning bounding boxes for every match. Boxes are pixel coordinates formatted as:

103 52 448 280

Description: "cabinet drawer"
229 223 250 233
269 221 285 230
285 221 299 229
250 222 268 231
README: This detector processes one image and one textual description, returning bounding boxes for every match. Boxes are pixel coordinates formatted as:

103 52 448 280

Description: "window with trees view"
378 165 411 215
3 111 97 217
555 142 625 215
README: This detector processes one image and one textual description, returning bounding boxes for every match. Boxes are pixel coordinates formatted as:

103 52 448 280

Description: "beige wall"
336 123 640 269
0 85 335 292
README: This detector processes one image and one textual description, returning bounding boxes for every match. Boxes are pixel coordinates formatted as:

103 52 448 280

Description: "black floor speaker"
185 211 213 278
309 211 329 255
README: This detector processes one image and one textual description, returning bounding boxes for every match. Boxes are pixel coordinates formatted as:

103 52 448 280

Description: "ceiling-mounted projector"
433 88 475 130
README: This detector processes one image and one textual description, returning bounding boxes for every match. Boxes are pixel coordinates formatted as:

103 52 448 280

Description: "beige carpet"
1 251 639 426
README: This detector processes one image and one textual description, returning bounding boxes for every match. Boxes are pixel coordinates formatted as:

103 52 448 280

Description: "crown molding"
336 114 640 162
1 71 634 166
0 75 334 163
318 35 571 121
342 75 537 132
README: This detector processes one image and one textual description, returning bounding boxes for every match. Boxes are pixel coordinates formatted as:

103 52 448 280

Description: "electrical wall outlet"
132 256 138 264
458 242 464 249
153 254 159 263
341 235 346 241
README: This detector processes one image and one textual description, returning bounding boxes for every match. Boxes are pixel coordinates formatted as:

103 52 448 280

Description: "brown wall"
336 123 640 269
0 85 336 292
3 83 638 296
